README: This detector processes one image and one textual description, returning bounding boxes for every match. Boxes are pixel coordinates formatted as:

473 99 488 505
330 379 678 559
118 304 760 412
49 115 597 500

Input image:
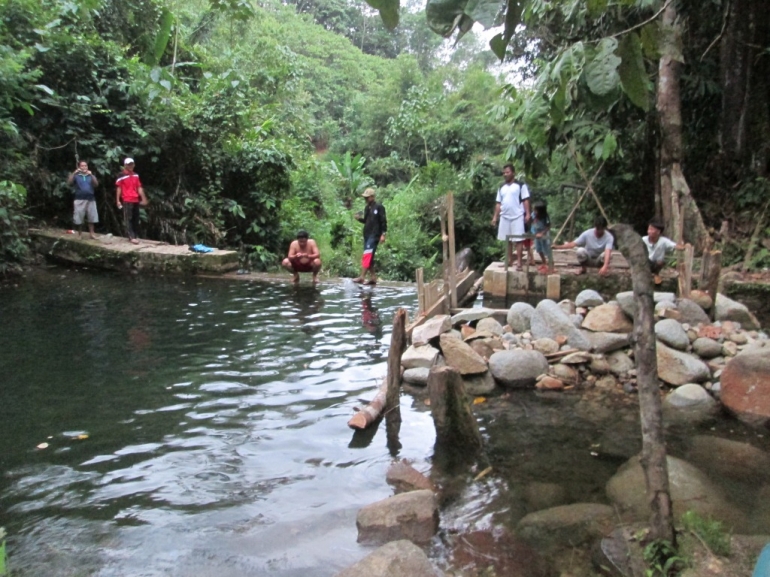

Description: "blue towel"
190 244 215 253
754 543 770 577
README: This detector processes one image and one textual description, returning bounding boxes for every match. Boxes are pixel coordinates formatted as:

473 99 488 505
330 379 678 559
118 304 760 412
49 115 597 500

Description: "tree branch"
608 0 673 40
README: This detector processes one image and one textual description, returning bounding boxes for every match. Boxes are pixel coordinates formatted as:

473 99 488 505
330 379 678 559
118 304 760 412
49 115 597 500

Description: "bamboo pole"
416 267 425 315
447 192 458 309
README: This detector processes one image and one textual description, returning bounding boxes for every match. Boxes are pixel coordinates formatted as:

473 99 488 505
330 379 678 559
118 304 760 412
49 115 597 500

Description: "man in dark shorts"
282 230 322 284
353 188 387 285
115 157 148 244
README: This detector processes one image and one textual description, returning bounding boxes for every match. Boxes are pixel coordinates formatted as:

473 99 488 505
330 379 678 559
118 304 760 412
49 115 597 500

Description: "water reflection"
360 295 382 340
289 285 324 335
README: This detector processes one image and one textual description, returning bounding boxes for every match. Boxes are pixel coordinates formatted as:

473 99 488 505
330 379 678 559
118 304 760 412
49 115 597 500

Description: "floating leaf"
35 84 54 96
36 442 49 449
473 396 487 404
465 0 501 29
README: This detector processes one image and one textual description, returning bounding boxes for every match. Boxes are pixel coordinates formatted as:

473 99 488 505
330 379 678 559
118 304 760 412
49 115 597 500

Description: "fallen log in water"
348 381 387 429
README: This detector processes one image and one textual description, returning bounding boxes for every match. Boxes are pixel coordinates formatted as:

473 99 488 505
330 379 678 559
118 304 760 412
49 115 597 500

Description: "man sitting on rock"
281 230 321 284
553 215 613 276
643 218 683 285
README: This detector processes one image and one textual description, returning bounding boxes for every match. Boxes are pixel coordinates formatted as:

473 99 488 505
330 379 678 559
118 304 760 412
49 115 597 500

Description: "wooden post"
700 249 722 320
677 243 693 298
440 211 449 294
386 308 407 412
416 267 425 315
427 366 482 457
614 224 675 545
447 192 458 309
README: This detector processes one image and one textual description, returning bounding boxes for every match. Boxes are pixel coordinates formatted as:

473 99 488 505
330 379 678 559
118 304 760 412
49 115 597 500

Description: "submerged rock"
516 503 615 549
335 540 438 577
462 371 496 396
356 489 439 545
386 461 435 494
687 435 770 482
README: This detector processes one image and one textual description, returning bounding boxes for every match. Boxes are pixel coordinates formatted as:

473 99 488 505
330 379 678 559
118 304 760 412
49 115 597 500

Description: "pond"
1 269 768 576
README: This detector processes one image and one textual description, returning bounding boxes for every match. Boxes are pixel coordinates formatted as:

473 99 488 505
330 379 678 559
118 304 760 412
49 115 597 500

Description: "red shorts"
290 257 314 273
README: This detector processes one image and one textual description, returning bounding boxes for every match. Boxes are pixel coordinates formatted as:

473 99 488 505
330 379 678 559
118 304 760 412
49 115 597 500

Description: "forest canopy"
0 0 768 277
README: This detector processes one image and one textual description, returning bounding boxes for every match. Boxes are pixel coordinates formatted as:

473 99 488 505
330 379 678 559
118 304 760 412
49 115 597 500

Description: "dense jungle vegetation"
0 0 768 279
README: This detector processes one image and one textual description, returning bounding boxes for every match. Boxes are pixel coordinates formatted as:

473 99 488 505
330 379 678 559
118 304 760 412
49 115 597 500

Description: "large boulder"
655 319 690 351
450 307 493 325
451 529 551 577
507 302 535 333
615 291 636 318
721 350 770 427
582 331 631 354
715 294 761 330
402 344 439 369
439 334 488 375
576 289 604 308
606 455 741 528
516 503 615 549
582 303 634 333
489 349 549 388
663 384 718 423
356 490 439 545
656 341 710 385
386 461 435 494
530 299 592 350
687 435 770 482
675 298 710 326
411 315 450 346
335 540 438 577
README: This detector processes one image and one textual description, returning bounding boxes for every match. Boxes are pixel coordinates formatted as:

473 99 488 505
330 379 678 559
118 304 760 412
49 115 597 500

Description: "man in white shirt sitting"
643 219 683 284
553 215 614 276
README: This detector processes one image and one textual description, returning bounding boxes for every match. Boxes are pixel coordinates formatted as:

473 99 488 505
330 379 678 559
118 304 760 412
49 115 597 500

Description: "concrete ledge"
30 229 239 274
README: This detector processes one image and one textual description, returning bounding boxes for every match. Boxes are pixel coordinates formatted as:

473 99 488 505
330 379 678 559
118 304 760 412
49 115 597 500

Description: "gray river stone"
476 317 504 336
675 298 710 326
663 383 717 410
606 455 742 529
489 349 549 388
607 350 634 376
615 291 636 318
575 289 604 308
583 330 631 353
401 344 439 369
582 303 634 333
516 503 615 549
715 294 761 330
356 489 439 545
532 338 559 355
654 292 676 303
451 307 493 326
335 540 438 577
402 367 430 386
530 299 592 351
692 337 723 359
507 302 536 333
439 334 488 375
655 318 689 351
411 315 450 346
656 341 710 385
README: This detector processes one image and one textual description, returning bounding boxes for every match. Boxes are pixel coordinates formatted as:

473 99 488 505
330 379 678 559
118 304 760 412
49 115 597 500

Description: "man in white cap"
115 158 148 244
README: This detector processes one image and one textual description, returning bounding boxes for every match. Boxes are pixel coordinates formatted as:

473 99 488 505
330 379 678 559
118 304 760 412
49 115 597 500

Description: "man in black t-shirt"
353 188 387 285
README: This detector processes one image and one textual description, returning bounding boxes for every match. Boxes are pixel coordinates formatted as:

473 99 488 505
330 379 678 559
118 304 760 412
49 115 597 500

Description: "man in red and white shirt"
115 158 148 244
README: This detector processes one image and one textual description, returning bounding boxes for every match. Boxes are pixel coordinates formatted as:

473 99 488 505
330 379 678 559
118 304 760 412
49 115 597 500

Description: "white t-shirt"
643 235 677 263
575 228 614 259
496 181 530 220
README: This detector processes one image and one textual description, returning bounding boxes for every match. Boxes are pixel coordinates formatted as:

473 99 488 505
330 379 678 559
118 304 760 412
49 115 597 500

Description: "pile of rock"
401 289 769 426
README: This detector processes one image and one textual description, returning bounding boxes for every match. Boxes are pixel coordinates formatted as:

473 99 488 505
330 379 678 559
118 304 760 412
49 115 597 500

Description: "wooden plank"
546 274 561 300
447 192 458 309
455 270 475 302
424 294 448 318
416 267 425 315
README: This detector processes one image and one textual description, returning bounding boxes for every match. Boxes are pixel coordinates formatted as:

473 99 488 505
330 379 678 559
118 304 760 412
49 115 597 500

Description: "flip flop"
365 280 377 286
352 277 365 283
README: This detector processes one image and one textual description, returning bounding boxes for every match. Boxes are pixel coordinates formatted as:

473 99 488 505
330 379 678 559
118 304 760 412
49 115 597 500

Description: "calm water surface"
0 269 431 576
2 269 769 576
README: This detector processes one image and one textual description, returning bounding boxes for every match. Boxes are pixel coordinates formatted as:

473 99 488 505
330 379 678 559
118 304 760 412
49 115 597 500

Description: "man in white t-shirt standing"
491 163 530 271
553 215 614 276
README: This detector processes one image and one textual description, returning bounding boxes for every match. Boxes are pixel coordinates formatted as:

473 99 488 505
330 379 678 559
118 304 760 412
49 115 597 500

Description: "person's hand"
536 232 543 238
117 203 122 209
379 234 386 244
599 265 610 276
491 217 497 226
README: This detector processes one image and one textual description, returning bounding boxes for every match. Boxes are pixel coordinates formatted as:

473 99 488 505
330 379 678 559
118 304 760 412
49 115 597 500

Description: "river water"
1 269 769 576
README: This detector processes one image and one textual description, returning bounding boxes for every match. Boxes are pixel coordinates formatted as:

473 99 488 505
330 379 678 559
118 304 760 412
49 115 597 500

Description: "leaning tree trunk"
657 3 711 251
615 224 675 545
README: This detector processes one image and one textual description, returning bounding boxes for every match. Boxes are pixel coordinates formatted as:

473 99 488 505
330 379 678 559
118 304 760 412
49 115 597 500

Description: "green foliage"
329 151 373 208
642 539 687 577
680 511 731 557
0 180 29 275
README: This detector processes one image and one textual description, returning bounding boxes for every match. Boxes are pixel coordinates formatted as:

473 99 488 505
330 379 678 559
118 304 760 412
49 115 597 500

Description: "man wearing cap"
281 230 322 284
115 158 148 244
353 188 387 285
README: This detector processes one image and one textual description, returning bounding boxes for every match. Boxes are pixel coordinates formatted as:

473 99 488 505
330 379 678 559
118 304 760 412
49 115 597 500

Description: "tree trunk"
614 224 675 545
657 3 711 251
